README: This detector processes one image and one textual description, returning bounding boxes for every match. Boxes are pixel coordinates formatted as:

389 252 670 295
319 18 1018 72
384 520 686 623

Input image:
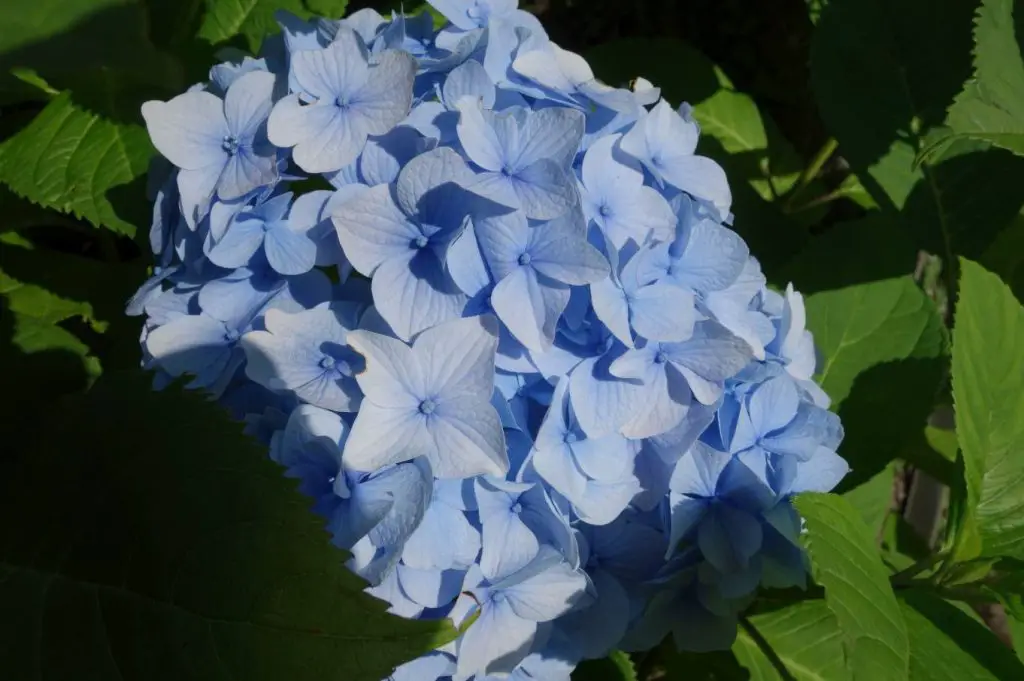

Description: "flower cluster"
130 2 847 679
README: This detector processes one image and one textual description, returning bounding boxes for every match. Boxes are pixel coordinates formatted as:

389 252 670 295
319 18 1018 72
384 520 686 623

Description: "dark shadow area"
834 357 952 493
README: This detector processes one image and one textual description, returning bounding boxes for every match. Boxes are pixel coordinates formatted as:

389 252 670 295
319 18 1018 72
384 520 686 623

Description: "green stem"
741 617 798 681
784 137 839 212
890 552 947 586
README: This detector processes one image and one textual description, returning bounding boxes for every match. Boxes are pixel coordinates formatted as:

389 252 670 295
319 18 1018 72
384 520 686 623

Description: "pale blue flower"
268 26 416 172
466 209 608 350
241 302 363 412
142 70 279 226
333 147 477 340
207 192 319 275
456 101 584 219
620 100 731 217
344 315 508 478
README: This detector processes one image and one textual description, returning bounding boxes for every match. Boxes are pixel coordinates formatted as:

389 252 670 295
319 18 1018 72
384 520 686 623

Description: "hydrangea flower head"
132 5 848 679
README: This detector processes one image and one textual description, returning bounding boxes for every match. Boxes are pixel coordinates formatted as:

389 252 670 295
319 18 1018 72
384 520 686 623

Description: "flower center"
654 351 668 364
221 135 240 155
335 96 350 110
511 502 523 514
412 235 429 249
599 204 612 218
517 252 532 266
419 399 437 415
319 355 336 370
223 328 240 343
564 432 578 444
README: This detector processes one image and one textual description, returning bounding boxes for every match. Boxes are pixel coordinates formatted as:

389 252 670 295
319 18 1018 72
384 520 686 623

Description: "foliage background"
3 0 1024 679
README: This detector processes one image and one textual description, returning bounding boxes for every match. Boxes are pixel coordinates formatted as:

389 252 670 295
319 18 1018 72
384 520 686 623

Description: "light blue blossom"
456 101 584 219
578 134 675 249
142 70 279 226
620 100 731 217
467 209 609 350
333 147 476 339
268 26 416 172
344 315 508 478
241 302 363 412
206 191 320 275
451 547 589 679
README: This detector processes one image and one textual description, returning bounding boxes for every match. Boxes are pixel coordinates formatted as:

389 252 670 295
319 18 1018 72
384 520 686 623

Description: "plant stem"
784 137 839 212
890 552 947 586
740 617 798 681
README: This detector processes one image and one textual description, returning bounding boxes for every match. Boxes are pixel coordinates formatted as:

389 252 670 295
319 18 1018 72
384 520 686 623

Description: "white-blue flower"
268 26 416 173
142 70 279 226
344 315 508 478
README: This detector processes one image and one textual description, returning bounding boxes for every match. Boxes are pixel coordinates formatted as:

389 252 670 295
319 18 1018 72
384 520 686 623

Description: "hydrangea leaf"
802 276 947 490
733 601 845 681
979 211 1024 302
811 0 1024 261
793 493 910 681
900 591 1024 680
919 0 1024 161
200 0 349 53
572 650 637 680
953 259 1024 560
0 0 183 113
842 464 895 536
0 370 457 680
806 276 945 406
0 93 154 237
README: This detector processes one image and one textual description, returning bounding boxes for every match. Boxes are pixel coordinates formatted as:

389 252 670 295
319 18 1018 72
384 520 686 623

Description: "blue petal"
141 92 228 170
371 250 467 340
492 267 570 352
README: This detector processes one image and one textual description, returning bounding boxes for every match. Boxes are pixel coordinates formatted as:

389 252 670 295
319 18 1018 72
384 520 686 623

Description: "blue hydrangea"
131 3 848 679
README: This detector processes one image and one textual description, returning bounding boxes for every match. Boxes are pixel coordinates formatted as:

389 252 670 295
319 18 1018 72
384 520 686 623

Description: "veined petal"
414 314 499 400
492 267 570 352
371 250 467 341
224 70 276 139
142 92 228 170
332 183 419 274
511 159 577 220
343 402 431 471
427 395 509 479
349 49 416 136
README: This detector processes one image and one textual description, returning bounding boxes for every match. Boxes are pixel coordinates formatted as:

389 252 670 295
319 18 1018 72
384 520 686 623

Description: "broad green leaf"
922 0 1024 159
0 93 153 236
0 0 181 112
1011 617 1024 663
794 493 910 681
0 371 456 680
199 0 349 53
804 276 947 490
953 259 1024 560
733 601 845 681
306 0 351 18
843 464 894 535
573 651 637 680
900 591 1024 680
811 0 1024 261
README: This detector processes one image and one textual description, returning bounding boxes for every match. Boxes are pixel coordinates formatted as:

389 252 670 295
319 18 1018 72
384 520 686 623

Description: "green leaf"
794 493 910 681
843 464 894 535
572 651 637 680
199 0 349 53
733 601 845 681
808 276 945 406
0 0 180 104
305 0 350 19
803 276 948 490
952 258 1024 560
0 93 153 236
900 590 1024 680
811 0 1024 262
979 211 1024 302
922 0 1024 159
0 371 456 680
